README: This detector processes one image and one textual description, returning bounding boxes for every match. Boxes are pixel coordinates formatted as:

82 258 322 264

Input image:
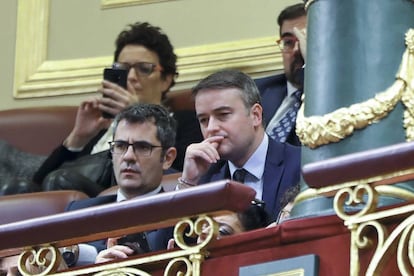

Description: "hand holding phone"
101 68 128 118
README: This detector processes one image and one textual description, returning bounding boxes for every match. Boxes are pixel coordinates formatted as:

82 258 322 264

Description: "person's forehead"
280 15 307 36
118 44 160 63
214 213 239 225
195 88 243 108
115 120 158 141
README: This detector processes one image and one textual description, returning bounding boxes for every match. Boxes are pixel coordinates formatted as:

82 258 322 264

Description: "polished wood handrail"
0 180 255 252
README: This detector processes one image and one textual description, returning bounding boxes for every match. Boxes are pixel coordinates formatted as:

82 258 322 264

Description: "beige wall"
0 0 299 110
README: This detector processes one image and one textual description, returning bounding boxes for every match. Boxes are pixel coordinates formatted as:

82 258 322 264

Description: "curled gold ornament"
397 222 414 275
334 183 378 221
296 29 414 148
164 257 192 276
173 215 218 250
18 245 60 276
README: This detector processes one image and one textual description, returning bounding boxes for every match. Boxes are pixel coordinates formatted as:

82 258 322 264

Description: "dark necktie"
232 168 247 183
271 90 303 143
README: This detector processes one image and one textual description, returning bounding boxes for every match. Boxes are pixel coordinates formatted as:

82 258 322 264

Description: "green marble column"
292 0 414 217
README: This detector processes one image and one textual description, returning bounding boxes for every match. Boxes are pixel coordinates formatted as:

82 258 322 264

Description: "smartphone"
118 233 150 255
102 68 128 118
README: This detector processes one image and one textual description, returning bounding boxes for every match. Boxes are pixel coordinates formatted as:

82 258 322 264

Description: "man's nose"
206 117 220 134
122 144 137 160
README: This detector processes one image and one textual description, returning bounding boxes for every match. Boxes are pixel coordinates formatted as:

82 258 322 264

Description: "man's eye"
116 142 128 150
198 118 208 125
284 39 296 47
218 226 234 236
134 142 151 151
218 112 231 120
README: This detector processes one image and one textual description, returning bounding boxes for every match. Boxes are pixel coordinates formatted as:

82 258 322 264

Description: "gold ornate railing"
0 180 256 276
334 183 414 276
300 140 414 276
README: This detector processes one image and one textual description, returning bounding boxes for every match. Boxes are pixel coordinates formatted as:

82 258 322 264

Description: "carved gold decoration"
18 245 62 276
14 0 282 98
296 28 414 148
333 183 378 221
294 166 414 206
15 215 217 275
334 182 414 276
174 215 218 250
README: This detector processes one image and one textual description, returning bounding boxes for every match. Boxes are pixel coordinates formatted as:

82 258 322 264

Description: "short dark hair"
280 183 300 208
192 69 262 110
114 22 178 90
277 3 306 31
113 103 177 151
238 199 270 231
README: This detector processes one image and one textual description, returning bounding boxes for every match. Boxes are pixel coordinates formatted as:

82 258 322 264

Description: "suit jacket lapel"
262 139 285 219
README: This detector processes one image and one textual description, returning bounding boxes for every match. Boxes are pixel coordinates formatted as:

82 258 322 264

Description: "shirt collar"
116 185 162 202
228 134 269 180
287 81 298 97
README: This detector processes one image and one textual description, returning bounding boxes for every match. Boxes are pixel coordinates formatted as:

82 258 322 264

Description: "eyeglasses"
109 140 162 157
275 208 291 225
112 62 163 77
276 36 298 52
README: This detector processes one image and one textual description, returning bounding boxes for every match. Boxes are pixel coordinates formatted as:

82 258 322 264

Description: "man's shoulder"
255 74 287 90
66 194 116 211
267 137 301 159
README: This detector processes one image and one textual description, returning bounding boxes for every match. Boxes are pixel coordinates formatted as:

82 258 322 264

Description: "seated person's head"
192 70 265 167
198 199 269 243
110 103 177 199
113 22 178 104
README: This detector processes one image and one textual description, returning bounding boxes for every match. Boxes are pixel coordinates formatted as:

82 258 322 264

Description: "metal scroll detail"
296 29 414 149
15 215 219 276
334 183 414 276
164 215 219 276
17 245 62 276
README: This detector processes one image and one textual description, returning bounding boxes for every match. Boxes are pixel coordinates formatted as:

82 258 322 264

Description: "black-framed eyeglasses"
276 35 298 52
109 140 162 157
112 62 163 77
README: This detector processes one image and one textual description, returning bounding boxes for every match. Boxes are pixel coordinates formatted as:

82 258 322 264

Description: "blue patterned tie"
271 90 302 143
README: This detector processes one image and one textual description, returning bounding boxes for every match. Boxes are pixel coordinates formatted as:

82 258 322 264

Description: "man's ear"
162 147 177 170
250 103 263 127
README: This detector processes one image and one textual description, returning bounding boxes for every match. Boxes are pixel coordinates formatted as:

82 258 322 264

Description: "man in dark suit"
179 70 301 221
65 103 177 266
256 3 307 146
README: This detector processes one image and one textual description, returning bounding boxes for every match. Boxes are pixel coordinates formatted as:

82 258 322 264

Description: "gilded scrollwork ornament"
296 29 414 148
18 245 62 276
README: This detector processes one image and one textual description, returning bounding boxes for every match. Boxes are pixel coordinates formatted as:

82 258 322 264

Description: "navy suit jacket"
198 136 301 221
66 194 173 253
255 74 301 146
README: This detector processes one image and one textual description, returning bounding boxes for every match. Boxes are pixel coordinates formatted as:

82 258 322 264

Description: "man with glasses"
33 22 202 194
256 3 307 146
65 103 177 266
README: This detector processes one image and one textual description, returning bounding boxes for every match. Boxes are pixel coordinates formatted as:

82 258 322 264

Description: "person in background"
268 182 300 227
179 69 301 221
65 103 177 266
166 199 269 249
197 199 270 243
33 22 202 195
256 3 307 146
